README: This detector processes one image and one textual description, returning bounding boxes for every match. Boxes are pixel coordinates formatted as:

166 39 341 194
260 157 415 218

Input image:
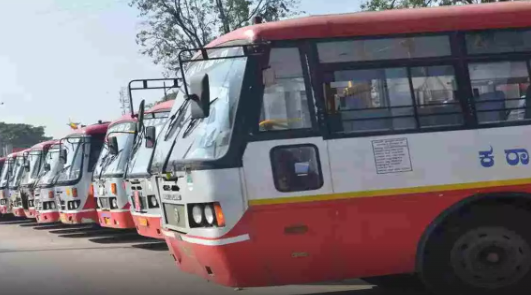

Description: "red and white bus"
16 140 57 219
125 100 174 239
9 149 30 217
0 153 18 215
93 114 137 229
35 141 64 223
135 2 531 294
55 121 109 224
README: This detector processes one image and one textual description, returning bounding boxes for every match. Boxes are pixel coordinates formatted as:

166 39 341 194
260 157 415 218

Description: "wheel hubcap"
450 227 531 289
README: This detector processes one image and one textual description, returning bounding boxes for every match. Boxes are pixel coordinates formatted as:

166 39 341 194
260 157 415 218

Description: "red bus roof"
0 157 5 164
208 1 531 47
147 100 175 114
69 121 110 137
109 114 136 128
30 139 59 152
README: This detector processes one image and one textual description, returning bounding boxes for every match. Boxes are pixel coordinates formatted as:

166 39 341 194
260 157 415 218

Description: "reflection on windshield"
0 159 15 188
56 138 84 183
126 112 170 177
9 156 25 188
151 51 247 172
21 152 43 185
94 122 136 178
36 147 63 186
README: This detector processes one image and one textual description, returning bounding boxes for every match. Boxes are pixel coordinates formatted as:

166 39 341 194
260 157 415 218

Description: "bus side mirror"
44 163 51 172
60 149 67 162
145 126 156 149
24 161 30 172
108 136 119 155
189 74 210 119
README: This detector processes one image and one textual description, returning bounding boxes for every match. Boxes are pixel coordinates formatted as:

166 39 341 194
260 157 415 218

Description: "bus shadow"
0 218 33 225
130 241 168 251
56 228 121 238
48 225 102 235
88 231 149 244
19 221 40 227
303 287 429 295
33 223 83 230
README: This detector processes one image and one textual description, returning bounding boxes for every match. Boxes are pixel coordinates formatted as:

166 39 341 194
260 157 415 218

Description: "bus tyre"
419 204 531 295
361 273 424 291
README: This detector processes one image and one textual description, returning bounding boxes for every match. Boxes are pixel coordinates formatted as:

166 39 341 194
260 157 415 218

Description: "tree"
145 91 178 110
0 123 53 151
362 0 514 11
129 0 302 73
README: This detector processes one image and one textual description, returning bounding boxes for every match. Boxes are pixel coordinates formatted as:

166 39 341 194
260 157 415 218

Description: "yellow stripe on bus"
248 177 531 206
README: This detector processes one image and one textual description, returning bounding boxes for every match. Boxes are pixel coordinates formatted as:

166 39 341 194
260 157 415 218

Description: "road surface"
0 216 428 295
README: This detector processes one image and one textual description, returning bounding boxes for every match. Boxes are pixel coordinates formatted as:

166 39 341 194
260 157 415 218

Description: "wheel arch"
415 191 531 273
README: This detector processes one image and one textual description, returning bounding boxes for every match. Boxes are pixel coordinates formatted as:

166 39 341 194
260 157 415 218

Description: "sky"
0 0 363 139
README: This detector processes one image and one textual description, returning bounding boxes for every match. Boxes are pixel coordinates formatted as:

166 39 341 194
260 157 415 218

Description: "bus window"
270 144 323 192
317 35 451 63
323 67 415 133
411 65 463 127
466 29 531 55
468 61 530 123
259 48 312 131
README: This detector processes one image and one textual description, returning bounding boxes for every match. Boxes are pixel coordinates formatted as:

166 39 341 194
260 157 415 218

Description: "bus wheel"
361 273 424 291
420 205 531 295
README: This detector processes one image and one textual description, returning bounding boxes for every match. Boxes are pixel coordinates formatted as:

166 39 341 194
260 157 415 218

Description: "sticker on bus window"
372 138 413 174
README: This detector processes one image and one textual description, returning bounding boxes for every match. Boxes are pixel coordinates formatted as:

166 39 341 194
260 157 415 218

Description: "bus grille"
163 203 186 228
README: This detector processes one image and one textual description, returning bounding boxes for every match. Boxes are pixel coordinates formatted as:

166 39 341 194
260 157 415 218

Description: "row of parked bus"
0 99 174 240
1 2 531 295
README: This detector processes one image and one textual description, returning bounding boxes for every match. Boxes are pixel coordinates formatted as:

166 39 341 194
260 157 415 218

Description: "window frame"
309 29 531 140
248 41 321 142
269 143 324 193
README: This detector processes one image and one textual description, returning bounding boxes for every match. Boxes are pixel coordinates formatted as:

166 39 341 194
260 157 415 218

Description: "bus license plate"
139 217 148 227
104 217 111 225
60 213 67 223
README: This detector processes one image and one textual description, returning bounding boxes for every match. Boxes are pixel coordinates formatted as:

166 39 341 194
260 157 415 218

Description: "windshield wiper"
165 100 190 140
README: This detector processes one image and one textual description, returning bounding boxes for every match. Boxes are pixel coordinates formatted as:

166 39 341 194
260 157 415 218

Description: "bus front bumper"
12 207 25 217
132 213 163 239
36 210 60 223
24 208 36 219
59 210 98 224
97 210 135 229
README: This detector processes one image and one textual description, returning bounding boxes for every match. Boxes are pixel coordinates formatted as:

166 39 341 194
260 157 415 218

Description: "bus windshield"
97 122 136 178
9 156 25 188
56 138 84 183
36 146 62 186
0 159 14 188
21 152 43 185
151 48 247 172
126 111 170 177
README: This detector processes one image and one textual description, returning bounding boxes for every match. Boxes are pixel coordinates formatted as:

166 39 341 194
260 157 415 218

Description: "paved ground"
0 216 429 295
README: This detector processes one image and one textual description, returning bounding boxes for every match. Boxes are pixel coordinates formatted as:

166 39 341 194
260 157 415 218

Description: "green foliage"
0 123 52 149
145 91 178 110
129 0 302 73
361 0 514 11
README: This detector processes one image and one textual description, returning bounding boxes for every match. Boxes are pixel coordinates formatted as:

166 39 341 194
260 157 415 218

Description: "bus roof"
16 149 30 156
147 100 175 114
0 157 5 164
109 114 136 128
30 139 59 151
68 121 110 137
208 1 531 48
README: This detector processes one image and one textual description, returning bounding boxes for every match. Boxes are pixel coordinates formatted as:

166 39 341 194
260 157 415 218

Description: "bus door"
242 46 340 284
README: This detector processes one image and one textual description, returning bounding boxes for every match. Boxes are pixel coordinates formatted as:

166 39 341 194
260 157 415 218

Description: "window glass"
411 65 463 127
259 48 312 131
469 61 530 123
270 145 323 192
318 35 451 63
323 67 416 133
466 30 531 55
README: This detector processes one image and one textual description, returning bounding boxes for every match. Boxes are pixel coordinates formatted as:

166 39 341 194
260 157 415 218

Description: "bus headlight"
204 204 215 225
112 198 118 209
191 205 203 225
149 196 158 207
